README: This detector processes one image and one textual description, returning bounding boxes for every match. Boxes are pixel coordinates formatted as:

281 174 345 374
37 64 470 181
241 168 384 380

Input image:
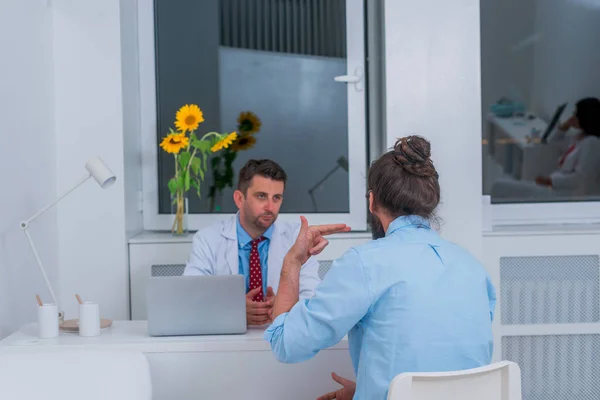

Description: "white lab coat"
183 215 321 300
546 130 600 195
492 129 600 199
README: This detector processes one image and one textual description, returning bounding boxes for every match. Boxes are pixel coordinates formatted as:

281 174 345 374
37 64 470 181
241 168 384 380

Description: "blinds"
220 0 346 58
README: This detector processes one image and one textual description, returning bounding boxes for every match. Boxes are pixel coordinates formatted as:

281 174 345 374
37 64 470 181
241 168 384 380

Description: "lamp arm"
18 172 91 311
308 165 340 194
22 228 59 308
20 173 91 228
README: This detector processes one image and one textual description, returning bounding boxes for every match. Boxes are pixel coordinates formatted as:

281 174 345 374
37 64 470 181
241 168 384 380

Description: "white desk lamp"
20 157 116 320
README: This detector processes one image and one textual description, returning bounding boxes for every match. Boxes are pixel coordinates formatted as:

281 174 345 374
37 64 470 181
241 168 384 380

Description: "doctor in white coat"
492 97 600 200
184 159 320 326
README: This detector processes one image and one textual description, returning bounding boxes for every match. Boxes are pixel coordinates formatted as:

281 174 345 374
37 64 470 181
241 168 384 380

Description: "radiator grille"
152 262 333 280
151 264 186 277
318 260 333 279
220 0 346 58
503 335 600 400
500 255 600 325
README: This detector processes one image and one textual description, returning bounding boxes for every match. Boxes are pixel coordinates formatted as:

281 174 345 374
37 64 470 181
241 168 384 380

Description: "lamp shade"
337 156 349 172
85 157 116 188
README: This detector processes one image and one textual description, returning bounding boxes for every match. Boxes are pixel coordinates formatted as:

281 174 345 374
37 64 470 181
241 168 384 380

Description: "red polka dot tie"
249 237 266 302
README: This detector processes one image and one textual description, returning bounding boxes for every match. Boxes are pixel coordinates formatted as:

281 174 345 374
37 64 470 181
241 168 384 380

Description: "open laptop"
146 275 247 337
541 102 568 143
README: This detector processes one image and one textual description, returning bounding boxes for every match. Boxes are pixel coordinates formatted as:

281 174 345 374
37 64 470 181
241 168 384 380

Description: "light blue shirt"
237 216 273 295
265 216 496 400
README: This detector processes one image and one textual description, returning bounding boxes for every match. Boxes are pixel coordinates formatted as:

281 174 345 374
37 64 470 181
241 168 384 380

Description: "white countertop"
128 230 373 245
488 113 547 147
0 321 349 354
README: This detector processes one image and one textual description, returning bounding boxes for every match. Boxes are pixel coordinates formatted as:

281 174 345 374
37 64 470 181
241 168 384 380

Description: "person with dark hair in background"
493 97 600 199
184 159 320 326
265 136 496 400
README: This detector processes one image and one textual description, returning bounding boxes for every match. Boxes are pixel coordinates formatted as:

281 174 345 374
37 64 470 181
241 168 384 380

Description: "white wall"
0 1 57 337
384 0 484 261
0 0 142 337
53 0 136 321
120 0 144 240
480 0 537 124
531 0 600 118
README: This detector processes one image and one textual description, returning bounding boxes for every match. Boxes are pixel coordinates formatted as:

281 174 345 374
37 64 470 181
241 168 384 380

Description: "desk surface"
0 321 349 354
488 113 548 146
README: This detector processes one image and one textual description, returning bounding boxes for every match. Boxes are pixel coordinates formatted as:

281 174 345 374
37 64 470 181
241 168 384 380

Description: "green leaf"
178 151 191 170
199 166 204 181
224 150 237 163
167 178 178 195
192 139 212 152
177 175 185 191
191 157 201 175
184 171 191 192
191 179 201 199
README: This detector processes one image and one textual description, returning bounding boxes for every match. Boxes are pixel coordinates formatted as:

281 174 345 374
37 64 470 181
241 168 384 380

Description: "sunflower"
211 132 238 152
175 104 204 133
237 111 261 134
160 132 189 154
231 134 256 152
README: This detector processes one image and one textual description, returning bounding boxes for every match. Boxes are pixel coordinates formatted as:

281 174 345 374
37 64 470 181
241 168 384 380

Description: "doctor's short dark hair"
575 97 600 137
368 136 440 221
237 159 287 195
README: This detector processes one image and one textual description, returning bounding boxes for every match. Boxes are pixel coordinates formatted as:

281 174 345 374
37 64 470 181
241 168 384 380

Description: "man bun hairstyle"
368 135 440 220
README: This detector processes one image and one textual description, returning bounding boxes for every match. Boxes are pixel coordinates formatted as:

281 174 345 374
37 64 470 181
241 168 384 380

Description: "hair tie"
405 138 428 161
392 150 417 165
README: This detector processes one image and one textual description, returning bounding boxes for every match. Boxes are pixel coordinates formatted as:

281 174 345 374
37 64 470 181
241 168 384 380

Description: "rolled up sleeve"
264 249 371 363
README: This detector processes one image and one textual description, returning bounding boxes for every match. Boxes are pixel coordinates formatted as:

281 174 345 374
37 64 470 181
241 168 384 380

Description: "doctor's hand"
560 115 579 131
288 216 351 265
316 373 356 400
246 286 275 326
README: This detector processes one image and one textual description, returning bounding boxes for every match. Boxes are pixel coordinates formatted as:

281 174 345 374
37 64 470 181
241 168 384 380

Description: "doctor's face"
235 175 284 233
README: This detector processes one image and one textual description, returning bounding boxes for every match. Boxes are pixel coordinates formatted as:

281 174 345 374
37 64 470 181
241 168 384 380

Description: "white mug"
79 302 100 337
38 304 59 339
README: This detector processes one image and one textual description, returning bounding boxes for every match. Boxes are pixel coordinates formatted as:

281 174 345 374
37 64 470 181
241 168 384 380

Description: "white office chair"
387 361 522 400
0 350 152 400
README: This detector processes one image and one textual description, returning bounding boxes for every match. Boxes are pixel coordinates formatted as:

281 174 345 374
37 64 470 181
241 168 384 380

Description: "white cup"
38 304 59 339
79 302 100 337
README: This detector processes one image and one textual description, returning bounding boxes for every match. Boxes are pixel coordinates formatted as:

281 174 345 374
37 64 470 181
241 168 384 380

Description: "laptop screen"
541 103 568 143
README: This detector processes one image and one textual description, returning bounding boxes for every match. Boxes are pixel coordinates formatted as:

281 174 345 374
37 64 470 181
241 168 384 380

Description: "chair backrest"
387 361 522 400
0 350 152 400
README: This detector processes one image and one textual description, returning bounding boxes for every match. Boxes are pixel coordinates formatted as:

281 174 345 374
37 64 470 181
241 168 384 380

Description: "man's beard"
251 212 276 230
370 213 385 240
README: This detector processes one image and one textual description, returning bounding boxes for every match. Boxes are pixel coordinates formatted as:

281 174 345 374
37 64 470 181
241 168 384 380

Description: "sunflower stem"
185 148 198 175
186 129 194 152
200 131 221 141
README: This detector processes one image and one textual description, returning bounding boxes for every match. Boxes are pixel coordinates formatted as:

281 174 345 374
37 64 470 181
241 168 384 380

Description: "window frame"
491 201 600 227
139 0 368 232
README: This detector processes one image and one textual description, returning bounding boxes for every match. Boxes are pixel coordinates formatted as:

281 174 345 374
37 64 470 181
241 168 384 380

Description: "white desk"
487 114 559 181
0 321 354 400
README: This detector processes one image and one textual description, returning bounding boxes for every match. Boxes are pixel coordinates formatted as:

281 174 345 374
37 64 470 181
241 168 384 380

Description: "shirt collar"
385 215 430 236
236 214 274 247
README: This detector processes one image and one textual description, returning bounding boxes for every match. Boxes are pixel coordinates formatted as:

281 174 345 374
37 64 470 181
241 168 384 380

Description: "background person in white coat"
492 97 600 200
184 159 321 325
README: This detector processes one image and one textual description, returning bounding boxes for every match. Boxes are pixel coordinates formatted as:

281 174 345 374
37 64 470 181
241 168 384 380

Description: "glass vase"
171 190 188 236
